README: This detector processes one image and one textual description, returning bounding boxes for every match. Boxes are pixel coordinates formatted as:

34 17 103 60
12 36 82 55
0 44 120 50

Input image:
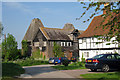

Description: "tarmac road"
19 64 104 79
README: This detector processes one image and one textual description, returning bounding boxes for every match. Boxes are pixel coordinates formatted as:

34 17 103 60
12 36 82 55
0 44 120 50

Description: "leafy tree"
0 22 3 38
21 40 28 57
53 42 63 57
2 33 19 61
77 2 120 45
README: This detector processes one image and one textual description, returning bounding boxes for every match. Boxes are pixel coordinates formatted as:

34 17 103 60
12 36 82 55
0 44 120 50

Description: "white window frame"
64 42 66 46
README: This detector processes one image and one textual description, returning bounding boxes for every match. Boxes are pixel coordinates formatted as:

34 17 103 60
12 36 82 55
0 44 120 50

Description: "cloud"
4 2 35 15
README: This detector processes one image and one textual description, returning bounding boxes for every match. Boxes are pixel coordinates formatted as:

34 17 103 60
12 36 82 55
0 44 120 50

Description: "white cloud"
4 2 35 15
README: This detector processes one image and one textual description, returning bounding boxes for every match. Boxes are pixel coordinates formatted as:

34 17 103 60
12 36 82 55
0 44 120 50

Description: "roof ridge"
43 27 74 31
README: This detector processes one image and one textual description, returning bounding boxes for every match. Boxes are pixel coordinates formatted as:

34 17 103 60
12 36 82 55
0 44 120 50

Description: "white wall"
79 37 119 61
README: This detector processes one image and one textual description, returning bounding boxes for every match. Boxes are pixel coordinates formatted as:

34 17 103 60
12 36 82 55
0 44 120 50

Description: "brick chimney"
103 3 110 14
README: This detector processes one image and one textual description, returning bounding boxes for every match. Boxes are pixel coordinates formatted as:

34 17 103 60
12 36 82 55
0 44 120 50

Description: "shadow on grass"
2 62 25 77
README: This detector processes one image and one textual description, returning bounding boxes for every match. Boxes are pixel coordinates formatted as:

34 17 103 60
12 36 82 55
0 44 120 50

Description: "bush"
62 59 70 66
81 53 86 63
32 50 41 59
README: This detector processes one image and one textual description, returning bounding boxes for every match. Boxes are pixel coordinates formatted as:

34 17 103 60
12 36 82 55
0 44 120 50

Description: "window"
64 42 66 46
67 42 72 46
107 55 116 59
93 54 104 59
67 42 69 46
69 42 72 46
61 42 66 46
61 42 63 46
87 52 89 57
82 38 86 43
116 55 120 59
84 52 89 57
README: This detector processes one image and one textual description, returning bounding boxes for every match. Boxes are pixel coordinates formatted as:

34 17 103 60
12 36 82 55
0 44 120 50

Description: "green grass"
81 72 120 80
11 58 49 66
52 62 86 70
2 62 25 80
16 60 49 66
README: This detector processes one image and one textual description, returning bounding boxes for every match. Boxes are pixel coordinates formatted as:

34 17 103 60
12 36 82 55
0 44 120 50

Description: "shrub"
62 59 70 66
32 49 41 59
81 53 86 63
43 55 46 60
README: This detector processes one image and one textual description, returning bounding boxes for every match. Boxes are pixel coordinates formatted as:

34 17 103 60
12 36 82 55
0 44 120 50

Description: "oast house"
23 18 83 59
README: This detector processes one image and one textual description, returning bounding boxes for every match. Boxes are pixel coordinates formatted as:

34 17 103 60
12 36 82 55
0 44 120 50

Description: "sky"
2 2 103 49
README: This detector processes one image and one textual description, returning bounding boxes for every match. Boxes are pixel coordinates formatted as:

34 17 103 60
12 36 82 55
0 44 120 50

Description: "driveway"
20 64 103 79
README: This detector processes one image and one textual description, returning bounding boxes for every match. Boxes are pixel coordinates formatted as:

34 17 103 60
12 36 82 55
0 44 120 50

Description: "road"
19 64 103 79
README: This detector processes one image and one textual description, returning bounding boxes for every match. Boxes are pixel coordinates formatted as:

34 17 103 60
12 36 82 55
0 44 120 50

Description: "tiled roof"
40 27 74 41
78 12 120 38
23 18 84 41
23 18 44 41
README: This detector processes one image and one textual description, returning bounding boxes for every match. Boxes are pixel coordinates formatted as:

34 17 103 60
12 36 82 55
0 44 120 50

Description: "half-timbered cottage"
78 4 120 61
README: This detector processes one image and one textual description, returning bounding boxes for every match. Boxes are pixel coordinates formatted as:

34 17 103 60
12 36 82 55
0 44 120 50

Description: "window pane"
116 55 120 59
107 55 112 59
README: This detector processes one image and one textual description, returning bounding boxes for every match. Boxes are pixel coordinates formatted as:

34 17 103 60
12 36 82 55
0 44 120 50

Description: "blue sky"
2 2 103 49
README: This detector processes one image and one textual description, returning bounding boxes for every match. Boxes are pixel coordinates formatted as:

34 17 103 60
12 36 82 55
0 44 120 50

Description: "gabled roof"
23 18 84 41
39 27 74 41
23 18 44 41
78 12 120 38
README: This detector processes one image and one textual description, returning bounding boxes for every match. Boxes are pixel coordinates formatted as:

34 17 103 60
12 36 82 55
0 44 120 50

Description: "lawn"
80 72 120 80
52 62 86 70
2 62 25 80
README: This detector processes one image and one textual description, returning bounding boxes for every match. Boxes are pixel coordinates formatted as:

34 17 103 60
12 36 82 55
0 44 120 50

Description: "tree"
2 33 19 61
21 40 28 57
53 42 63 57
77 2 120 45
0 22 3 38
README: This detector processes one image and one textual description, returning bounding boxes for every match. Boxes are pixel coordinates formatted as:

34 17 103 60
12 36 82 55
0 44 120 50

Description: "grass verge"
80 72 120 80
52 62 86 70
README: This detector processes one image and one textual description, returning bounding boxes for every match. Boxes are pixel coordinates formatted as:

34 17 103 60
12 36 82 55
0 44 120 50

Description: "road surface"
20 64 103 79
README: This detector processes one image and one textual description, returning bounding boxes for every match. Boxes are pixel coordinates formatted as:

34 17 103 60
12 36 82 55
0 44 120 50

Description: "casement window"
61 42 66 46
82 38 86 43
64 42 66 46
69 42 72 46
61 42 63 46
67 42 72 46
67 42 69 46
84 52 89 57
